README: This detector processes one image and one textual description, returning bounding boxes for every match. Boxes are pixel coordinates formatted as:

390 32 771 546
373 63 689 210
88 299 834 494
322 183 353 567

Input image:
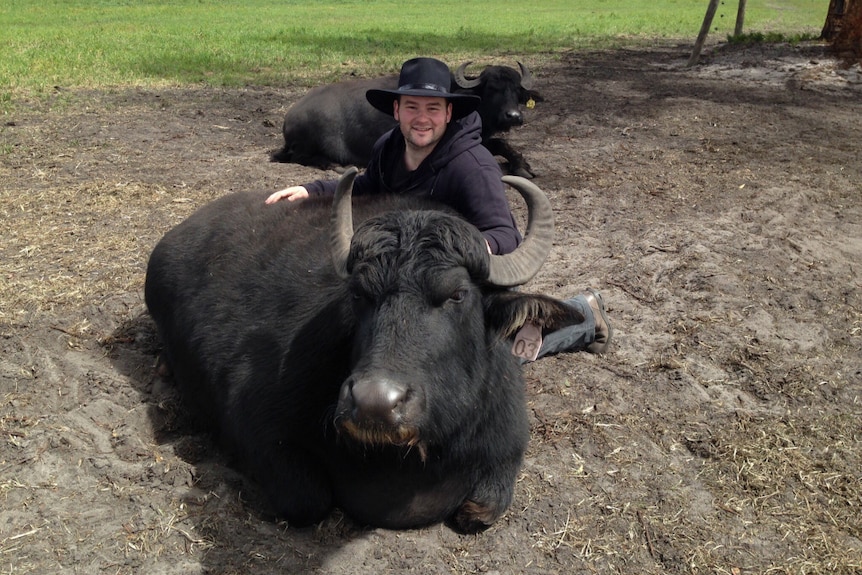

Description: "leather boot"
584 289 612 354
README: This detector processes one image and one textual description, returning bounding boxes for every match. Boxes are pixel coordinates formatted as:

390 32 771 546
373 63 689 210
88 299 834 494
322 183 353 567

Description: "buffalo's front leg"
245 445 334 526
448 466 518 533
484 137 535 179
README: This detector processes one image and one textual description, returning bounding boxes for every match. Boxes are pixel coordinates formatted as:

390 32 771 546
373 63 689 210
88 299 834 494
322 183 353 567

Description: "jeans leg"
532 295 596 360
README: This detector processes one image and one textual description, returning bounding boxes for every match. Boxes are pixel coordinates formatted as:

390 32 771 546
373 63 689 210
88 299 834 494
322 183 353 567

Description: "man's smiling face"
394 95 453 153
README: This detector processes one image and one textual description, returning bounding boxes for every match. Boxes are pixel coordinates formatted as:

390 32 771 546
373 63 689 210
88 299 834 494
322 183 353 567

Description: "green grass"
727 30 821 44
0 0 826 92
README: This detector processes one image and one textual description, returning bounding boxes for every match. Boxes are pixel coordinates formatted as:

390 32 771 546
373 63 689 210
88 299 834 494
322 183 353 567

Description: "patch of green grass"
727 31 821 45
0 0 826 92
0 91 10 114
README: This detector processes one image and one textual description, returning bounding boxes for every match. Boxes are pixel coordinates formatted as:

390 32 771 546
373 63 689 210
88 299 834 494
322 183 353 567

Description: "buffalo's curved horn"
487 176 554 287
517 61 534 90
454 61 482 89
330 166 359 279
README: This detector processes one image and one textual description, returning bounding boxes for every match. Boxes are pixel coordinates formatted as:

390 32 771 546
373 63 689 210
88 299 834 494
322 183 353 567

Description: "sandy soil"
2 42 861 574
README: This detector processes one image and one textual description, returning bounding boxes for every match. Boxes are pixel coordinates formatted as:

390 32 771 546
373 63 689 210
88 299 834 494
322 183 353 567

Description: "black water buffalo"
144 169 583 532
271 62 543 178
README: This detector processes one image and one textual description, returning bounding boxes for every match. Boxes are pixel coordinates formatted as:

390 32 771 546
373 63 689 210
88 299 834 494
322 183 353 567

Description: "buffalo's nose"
506 110 524 124
349 378 407 426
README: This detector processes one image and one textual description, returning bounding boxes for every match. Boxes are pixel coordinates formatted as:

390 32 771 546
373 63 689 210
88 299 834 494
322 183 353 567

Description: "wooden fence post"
688 0 721 67
734 0 747 36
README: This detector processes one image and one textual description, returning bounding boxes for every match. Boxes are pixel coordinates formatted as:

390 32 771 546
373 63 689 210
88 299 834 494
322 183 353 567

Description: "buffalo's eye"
352 291 373 305
448 289 467 304
350 287 375 308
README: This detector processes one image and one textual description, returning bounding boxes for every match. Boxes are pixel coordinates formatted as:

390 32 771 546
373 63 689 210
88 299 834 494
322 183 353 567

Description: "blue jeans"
521 295 596 363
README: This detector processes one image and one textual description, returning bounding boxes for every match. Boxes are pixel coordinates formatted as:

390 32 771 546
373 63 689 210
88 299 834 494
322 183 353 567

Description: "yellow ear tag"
526 98 536 109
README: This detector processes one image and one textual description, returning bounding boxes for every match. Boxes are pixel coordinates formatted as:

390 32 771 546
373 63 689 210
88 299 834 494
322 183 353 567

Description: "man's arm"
455 162 523 255
265 186 309 203
266 132 391 204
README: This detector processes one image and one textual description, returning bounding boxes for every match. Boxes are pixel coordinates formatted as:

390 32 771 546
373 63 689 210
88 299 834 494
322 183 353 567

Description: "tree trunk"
829 0 862 59
822 0 847 41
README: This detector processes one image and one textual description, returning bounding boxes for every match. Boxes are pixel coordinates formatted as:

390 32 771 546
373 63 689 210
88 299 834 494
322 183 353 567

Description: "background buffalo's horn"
487 176 555 287
330 166 359 279
454 61 482 89
517 61 534 90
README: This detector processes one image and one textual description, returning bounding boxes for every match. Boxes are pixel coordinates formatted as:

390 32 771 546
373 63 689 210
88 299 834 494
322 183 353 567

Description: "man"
267 57 521 255
267 57 611 357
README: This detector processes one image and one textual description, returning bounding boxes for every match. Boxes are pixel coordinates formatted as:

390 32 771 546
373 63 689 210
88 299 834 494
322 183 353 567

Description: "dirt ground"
2 42 861 574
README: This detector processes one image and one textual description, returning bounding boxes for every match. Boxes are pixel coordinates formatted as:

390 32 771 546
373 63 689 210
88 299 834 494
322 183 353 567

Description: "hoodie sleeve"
441 150 523 255
456 161 522 255
303 132 391 197
303 178 337 197
302 171 377 197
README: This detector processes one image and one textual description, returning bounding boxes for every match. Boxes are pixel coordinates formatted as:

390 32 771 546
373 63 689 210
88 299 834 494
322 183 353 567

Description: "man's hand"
265 186 309 204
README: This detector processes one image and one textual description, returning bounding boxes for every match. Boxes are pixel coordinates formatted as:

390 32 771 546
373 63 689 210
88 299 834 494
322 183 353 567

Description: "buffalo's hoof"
506 161 535 179
449 499 500 534
511 167 535 179
155 354 172 378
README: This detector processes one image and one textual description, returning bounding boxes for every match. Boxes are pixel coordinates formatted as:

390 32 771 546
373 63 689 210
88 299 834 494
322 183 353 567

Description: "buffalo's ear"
526 89 545 103
484 291 584 338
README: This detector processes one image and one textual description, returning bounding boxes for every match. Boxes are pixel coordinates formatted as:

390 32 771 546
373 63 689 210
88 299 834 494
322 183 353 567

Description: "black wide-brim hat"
366 57 480 120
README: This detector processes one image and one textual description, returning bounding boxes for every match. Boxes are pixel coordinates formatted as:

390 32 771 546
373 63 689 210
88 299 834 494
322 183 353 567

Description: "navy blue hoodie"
303 111 523 255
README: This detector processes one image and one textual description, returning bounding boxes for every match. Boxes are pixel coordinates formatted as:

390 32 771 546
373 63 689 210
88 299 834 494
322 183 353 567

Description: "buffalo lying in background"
271 62 543 178
144 168 584 532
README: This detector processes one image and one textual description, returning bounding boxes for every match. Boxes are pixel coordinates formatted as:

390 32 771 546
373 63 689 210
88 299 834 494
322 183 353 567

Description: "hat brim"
366 88 480 120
